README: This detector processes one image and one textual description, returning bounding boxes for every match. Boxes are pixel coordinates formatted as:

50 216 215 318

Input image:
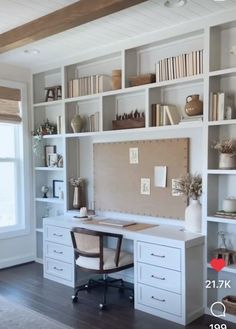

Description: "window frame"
0 79 31 239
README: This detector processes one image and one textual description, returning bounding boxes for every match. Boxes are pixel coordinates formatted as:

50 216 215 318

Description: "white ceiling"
1 0 236 70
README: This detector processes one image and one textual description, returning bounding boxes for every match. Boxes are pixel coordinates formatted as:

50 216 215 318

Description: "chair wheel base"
72 295 78 303
99 303 106 310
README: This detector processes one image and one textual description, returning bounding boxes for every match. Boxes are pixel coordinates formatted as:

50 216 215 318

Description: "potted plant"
173 173 202 233
213 139 236 169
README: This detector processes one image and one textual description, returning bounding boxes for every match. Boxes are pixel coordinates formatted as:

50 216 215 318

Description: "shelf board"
207 169 236 175
207 262 236 274
35 197 64 204
209 66 236 77
207 215 236 225
208 119 236 126
36 228 43 233
65 93 100 103
34 167 64 171
33 99 63 108
65 122 203 138
33 134 64 140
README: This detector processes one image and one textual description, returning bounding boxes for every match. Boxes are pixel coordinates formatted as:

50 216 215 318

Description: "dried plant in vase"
70 177 85 209
173 173 202 201
173 173 202 233
212 139 236 169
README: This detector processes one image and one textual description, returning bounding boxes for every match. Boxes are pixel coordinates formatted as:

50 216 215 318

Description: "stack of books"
214 210 236 219
179 115 203 125
209 92 234 121
156 49 203 82
68 74 112 98
151 104 181 126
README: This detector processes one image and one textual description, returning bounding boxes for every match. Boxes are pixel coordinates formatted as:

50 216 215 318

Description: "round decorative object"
185 199 202 233
112 69 121 90
71 114 83 133
185 94 203 116
219 153 236 169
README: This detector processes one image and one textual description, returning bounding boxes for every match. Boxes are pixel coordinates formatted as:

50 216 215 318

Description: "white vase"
185 199 202 233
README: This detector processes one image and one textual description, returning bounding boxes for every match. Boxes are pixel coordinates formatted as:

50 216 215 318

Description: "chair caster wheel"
72 295 78 303
129 295 134 302
99 303 106 310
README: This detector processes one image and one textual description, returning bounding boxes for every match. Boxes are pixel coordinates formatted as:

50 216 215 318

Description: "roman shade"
0 86 21 123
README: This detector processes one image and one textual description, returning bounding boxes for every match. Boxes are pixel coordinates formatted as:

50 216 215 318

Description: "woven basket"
128 74 156 87
222 296 236 315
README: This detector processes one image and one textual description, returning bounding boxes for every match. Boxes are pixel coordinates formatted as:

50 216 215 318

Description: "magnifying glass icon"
210 302 226 318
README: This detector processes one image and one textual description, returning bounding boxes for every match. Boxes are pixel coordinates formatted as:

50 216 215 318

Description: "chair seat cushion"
76 248 133 271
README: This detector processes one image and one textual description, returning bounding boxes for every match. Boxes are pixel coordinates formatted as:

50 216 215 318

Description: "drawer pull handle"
150 253 165 258
53 266 63 272
151 275 165 281
53 250 63 255
53 233 63 237
151 296 166 302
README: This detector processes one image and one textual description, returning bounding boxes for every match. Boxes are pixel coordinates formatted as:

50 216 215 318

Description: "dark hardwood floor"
0 262 234 329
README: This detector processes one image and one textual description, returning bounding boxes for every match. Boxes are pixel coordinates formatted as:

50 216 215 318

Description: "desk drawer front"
138 283 181 316
45 258 73 281
137 242 181 271
45 225 71 245
45 241 73 263
137 263 181 294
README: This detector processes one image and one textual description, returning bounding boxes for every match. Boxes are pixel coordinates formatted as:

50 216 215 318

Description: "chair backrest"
70 227 123 271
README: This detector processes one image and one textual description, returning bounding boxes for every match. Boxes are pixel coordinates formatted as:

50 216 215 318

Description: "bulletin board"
93 138 189 220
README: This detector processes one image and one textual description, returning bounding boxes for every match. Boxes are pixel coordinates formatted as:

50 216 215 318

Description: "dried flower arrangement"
70 177 85 187
173 173 202 200
213 139 236 154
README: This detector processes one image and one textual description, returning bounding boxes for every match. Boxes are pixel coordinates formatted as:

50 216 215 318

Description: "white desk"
43 215 205 325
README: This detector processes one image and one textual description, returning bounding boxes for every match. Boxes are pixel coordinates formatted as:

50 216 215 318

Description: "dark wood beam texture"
0 0 148 53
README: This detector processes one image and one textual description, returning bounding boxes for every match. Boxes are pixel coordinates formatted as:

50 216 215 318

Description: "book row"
209 91 234 121
68 74 112 98
151 104 180 127
156 49 204 82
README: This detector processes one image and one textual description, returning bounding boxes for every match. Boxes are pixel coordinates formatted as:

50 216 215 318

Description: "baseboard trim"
35 258 44 265
0 254 35 269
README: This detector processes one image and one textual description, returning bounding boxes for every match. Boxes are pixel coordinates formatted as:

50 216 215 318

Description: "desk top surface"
44 215 205 249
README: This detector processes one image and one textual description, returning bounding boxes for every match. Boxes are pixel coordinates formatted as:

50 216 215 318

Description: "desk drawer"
45 258 73 281
137 242 181 271
138 283 181 316
138 263 181 294
45 241 73 263
45 225 71 245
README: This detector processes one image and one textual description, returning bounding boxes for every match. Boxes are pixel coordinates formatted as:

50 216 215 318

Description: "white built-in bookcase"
32 18 236 323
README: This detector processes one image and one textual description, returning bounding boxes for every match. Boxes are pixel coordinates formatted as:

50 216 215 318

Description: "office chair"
70 227 134 309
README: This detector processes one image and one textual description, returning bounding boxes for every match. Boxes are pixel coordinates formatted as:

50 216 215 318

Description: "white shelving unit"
31 17 236 323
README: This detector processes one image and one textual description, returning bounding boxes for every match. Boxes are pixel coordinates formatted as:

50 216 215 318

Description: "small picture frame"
45 145 56 166
53 180 63 198
48 153 58 167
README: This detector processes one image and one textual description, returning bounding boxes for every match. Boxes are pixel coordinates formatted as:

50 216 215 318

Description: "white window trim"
0 79 31 240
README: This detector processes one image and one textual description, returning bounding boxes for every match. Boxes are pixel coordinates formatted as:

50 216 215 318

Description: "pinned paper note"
154 166 167 188
141 178 150 195
129 147 139 164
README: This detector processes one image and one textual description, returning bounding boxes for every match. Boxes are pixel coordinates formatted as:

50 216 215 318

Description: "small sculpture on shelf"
213 231 236 267
41 185 49 198
70 177 86 209
45 85 62 102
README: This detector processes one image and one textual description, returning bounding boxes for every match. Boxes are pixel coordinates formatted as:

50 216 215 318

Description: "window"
0 82 28 237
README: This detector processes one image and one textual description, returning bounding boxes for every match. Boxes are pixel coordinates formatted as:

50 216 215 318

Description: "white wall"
0 63 35 269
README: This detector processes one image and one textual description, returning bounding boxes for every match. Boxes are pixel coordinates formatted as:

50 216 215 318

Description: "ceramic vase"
185 199 202 233
73 186 82 209
71 114 83 133
219 153 236 169
185 94 203 116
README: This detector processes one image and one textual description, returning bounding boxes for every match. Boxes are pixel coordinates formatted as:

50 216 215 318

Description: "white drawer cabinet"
137 242 181 271
43 223 75 287
138 283 182 316
137 263 181 294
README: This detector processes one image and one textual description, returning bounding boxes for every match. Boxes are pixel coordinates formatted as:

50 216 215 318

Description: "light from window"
0 124 19 229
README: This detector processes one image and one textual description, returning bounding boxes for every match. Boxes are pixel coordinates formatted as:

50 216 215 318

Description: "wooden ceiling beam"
0 0 147 54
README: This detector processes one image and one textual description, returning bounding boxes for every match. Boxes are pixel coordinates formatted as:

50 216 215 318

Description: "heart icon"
210 258 226 272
